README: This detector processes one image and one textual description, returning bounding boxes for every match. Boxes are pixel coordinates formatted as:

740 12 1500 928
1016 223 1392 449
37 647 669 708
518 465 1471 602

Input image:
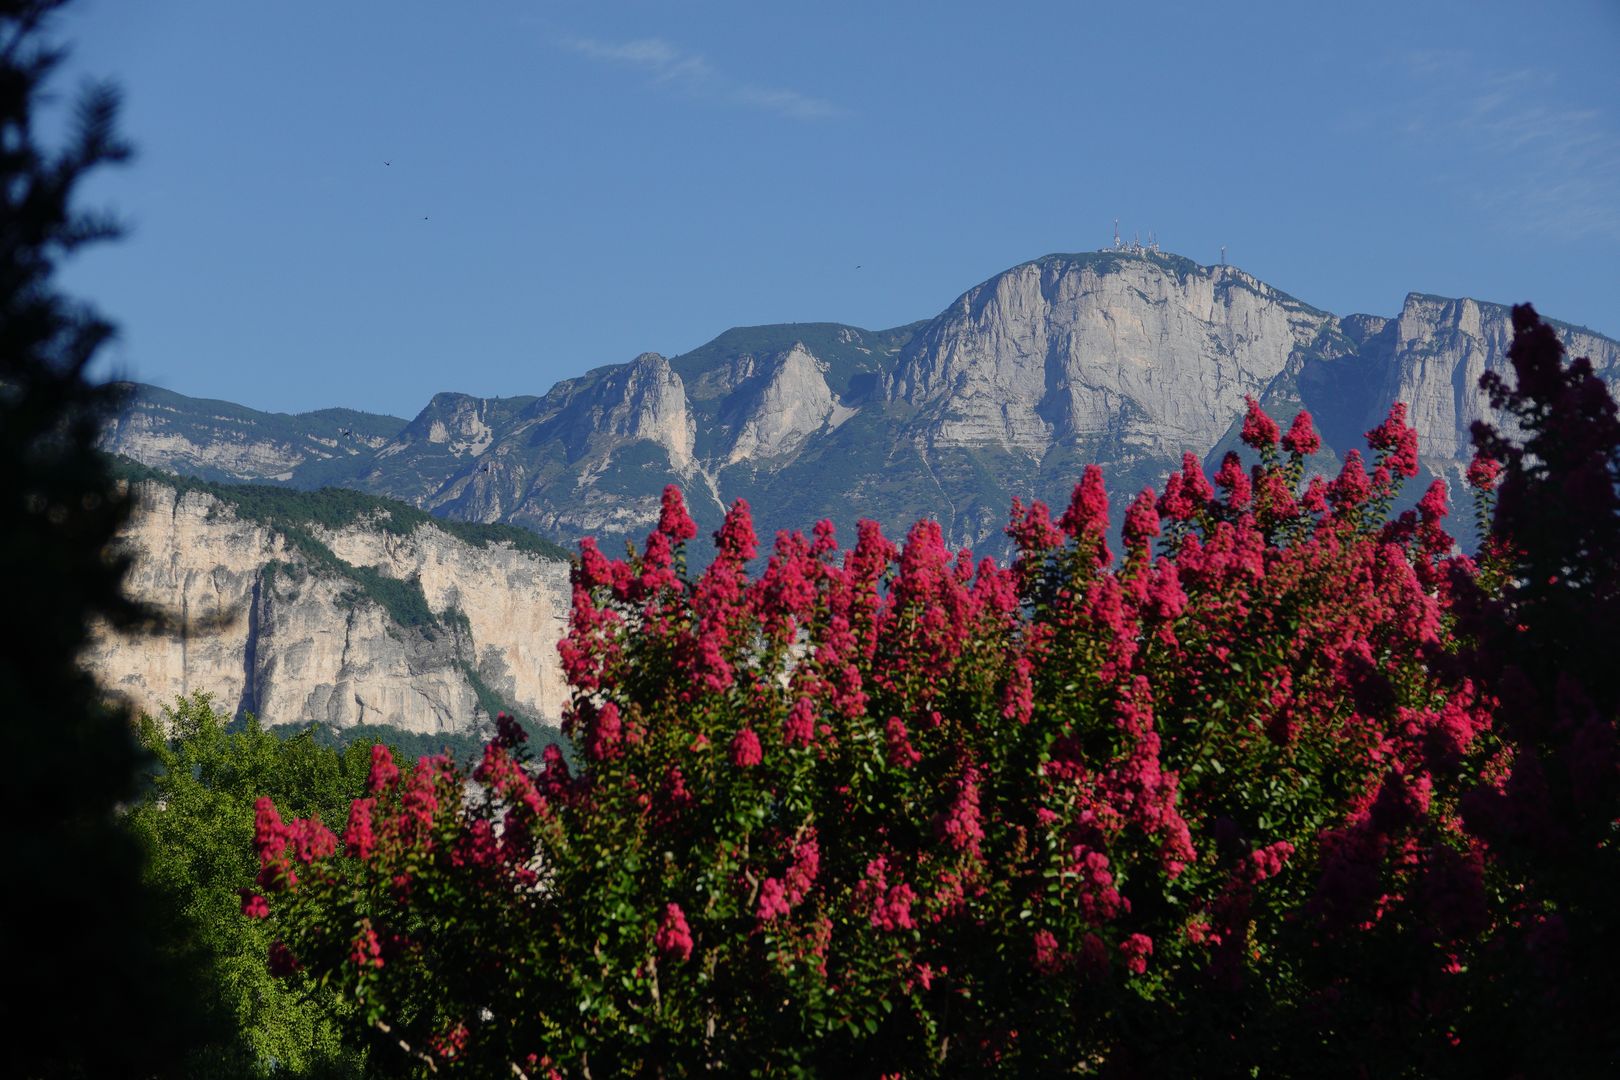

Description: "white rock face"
380 393 499 459
101 408 309 481
82 480 572 735
891 256 1332 458
97 250 1620 561
727 344 854 464
320 525 569 724
585 352 697 471
1370 294 1620 469
100 394 400 481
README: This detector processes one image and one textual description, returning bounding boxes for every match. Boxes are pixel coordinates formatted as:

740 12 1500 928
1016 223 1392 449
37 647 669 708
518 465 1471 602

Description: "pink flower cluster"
655 902 694 963
255 364 1620 1072
857 857 918 932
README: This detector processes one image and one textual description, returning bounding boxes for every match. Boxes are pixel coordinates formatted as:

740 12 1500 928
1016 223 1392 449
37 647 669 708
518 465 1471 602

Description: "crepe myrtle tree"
245 383 1541 1075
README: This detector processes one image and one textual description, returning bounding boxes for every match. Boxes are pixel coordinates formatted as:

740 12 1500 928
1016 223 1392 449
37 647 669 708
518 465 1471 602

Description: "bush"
252 390 1518 1075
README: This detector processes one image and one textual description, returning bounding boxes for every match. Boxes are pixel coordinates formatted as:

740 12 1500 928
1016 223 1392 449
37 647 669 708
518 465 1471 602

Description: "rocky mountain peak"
507 351 700 484
383 392 503 459
581 351 697 470
889 251 1332 459
100 248 1620 560
725 343 855 466
1360 292 1620 469
1340 313 1390 347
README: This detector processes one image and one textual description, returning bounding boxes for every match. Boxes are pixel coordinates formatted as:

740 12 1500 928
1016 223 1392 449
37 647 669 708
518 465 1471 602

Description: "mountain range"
103 249 1620 559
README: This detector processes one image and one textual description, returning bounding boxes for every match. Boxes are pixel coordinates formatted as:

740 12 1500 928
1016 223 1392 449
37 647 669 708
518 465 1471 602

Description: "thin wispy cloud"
564 36 842 121
1390 49 1620 242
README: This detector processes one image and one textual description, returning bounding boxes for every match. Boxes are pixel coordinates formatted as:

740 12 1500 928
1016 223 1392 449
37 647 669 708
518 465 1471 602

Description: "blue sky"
51 0 1620 418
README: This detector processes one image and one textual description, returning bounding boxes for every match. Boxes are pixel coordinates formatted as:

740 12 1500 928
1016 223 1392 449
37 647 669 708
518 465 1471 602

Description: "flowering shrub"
253 313 1618 1075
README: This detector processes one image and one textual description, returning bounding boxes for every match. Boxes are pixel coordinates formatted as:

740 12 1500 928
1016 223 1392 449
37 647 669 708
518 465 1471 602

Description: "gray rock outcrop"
100 386 405 482
1355 294 1620 470
726 344 855 465
891 257 1333 460
83 479 571 735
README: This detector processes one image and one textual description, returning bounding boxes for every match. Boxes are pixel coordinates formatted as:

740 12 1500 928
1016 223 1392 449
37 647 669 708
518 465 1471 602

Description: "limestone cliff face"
418 353 703 542
1358 294 1620 470
378 393 502 460
890 255 1332 460
547 352 696 471
83 480 571 735
319 524 569 726
725 344 855 465
100 407 311 480
100 386 405 482
102 250 1620 560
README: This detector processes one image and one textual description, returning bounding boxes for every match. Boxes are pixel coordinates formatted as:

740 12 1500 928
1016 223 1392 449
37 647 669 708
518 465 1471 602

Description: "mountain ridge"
103 250 1620 557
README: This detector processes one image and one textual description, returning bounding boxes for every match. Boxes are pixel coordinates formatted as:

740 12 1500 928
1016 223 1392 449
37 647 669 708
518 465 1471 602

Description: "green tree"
132 693 380 1078
1 2 217 1074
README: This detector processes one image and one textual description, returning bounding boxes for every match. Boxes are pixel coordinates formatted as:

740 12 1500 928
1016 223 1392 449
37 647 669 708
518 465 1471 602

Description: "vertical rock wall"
83 480 572 735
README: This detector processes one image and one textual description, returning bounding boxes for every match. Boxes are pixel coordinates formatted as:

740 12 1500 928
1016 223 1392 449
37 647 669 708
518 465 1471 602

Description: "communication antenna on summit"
1220 244 1227 265
1113 219 1121 249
